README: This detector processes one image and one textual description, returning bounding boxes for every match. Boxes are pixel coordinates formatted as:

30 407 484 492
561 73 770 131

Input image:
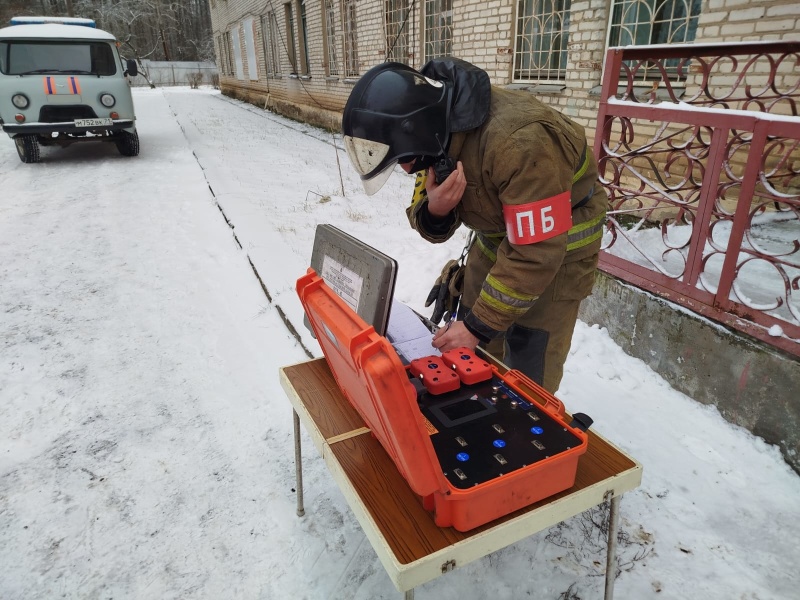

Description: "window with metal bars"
608 0 702 80
322 1 358 78
285 3 298 74
423 0 451 62
297 0 310 75
261 12 281 76
513 0 571 83
223 31 234 75
385 0 410 64
324 0 340 76
343 0 359 77
214 35 223 73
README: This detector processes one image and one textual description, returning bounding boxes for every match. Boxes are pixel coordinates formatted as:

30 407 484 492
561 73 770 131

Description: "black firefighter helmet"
342 62 453 195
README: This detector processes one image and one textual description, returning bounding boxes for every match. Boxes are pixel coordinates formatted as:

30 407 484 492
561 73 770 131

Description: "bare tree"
0 0 213 63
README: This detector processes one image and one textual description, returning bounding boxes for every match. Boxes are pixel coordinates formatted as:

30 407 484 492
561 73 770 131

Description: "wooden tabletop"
280 357 642 591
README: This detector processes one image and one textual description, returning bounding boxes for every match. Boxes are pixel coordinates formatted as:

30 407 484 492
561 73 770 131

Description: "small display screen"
441 398 489 421
431 397 496 427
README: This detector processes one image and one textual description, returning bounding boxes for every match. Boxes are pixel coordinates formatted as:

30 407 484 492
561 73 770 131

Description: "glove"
425 259 464 324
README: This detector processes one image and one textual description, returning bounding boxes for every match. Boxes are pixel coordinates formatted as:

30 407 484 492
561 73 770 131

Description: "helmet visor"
361 161 397 196
344 135 396 195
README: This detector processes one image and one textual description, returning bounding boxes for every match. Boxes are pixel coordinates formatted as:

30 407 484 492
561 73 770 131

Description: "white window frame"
231 25 245 80
243 18 259 81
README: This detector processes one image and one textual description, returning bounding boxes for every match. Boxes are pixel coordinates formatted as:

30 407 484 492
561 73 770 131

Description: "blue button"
456 452 470 462
530 426 544 435
493 439 506 448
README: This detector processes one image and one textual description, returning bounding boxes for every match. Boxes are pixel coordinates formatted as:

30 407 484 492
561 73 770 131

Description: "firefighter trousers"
459 252 599 394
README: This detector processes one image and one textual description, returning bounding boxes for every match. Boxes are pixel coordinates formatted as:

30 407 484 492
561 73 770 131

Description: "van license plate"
74 118 113 127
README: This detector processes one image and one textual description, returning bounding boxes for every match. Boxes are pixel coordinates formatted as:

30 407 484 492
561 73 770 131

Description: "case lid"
298 270 445 497
307 224 397 337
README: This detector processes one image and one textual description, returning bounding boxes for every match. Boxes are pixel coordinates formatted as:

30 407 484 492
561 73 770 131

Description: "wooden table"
279 358 642 599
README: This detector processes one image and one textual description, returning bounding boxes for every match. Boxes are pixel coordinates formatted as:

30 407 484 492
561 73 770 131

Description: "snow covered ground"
1 87 798 600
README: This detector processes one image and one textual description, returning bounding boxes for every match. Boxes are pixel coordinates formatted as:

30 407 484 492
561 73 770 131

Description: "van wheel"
15 135 40 163
116 131 139 157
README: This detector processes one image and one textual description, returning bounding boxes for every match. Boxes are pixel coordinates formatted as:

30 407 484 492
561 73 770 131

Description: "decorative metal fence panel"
594 42 800 356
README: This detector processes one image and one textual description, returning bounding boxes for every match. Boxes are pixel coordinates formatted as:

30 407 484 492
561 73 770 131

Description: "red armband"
503 191 572 245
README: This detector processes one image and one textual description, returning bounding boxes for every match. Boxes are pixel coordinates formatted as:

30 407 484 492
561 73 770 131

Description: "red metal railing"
594 42 800 356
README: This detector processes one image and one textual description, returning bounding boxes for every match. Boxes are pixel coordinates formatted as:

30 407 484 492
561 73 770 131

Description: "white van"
0 16 140 163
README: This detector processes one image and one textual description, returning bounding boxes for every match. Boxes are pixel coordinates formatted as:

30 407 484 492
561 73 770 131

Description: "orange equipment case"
297 269 590 531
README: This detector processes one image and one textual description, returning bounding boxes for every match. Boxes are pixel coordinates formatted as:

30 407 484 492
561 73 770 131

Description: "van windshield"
0 41 117 76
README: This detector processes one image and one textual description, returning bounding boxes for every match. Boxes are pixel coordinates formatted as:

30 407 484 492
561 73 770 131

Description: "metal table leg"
604 494 621 600
293 409 305 517
404 589 414 600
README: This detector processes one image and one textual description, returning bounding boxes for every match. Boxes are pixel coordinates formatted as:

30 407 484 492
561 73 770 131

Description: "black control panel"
416 375 583 489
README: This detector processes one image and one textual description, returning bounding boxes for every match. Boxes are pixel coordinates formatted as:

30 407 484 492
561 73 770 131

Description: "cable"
259 0 345 194
230 1 419 195
265 0 330 112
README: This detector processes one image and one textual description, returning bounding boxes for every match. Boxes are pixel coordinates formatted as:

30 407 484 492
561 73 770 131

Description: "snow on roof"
0 23 115 41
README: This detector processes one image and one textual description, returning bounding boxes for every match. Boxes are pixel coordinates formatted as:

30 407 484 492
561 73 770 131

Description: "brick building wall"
208 0 799 136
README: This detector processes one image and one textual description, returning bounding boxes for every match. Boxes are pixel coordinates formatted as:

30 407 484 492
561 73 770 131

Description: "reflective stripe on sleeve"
476 233 500 262
566 213 605 252
479 274 538 318
572 144 590 184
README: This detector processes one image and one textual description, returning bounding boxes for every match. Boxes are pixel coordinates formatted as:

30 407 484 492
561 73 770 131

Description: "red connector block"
409 355 461 395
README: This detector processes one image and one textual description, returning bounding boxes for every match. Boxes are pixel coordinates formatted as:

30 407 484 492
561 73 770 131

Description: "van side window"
0 42 7 74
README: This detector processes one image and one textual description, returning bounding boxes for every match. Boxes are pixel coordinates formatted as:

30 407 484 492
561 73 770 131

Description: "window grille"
223 31 234 75
285 3 298 74
386 0 410 64
343 0 359 77
324 0 340 76
298 0 310 75
215 35 224 74
608 0 702 80
261 12 281 76
513 0 571 83
424 0 452 62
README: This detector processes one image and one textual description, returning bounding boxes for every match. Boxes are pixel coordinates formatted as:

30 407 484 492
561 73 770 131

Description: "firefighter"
341 58 606 393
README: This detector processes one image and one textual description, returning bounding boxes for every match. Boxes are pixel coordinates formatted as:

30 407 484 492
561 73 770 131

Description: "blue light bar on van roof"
10 16 97 28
